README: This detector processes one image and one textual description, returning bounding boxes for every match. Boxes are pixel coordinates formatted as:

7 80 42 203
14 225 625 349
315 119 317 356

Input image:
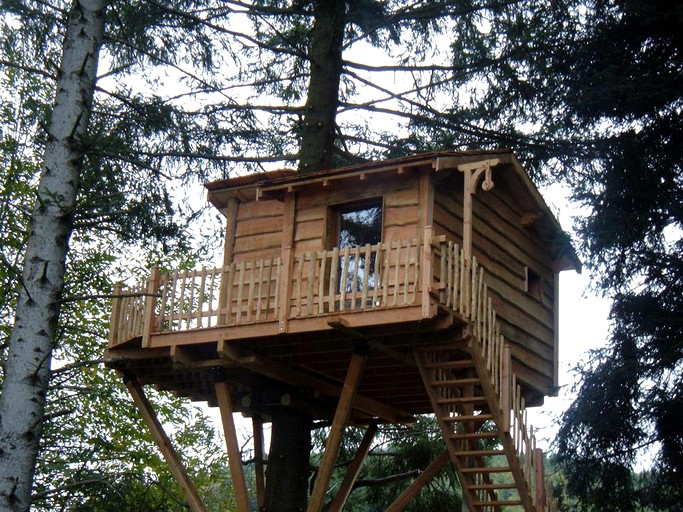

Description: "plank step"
436 396 487 404
414 342 469 352
422 360 474 369
468 483 517 490
442 414 493 422
472 500 523 507
430 378 480 386
453 449 505 457
450 431 500 440
460 467 511 474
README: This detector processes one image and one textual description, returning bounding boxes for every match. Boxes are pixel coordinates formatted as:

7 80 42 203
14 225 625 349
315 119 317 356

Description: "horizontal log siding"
232 200 283 262
434 182 557 394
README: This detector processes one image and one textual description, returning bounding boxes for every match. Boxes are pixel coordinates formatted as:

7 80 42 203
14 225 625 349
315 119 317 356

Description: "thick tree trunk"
262 407 313 512
0 1 105 510
297 0 346 173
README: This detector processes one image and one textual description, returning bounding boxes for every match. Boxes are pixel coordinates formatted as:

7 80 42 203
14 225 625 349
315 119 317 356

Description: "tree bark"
0 1 106 510
297 0 346 173
262 407 313 512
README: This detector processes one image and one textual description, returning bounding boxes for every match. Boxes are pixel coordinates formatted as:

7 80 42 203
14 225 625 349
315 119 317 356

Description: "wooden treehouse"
106 149 580 512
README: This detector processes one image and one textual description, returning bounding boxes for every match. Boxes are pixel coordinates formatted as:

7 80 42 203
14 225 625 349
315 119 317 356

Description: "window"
334 202 382 294
525 266 543 301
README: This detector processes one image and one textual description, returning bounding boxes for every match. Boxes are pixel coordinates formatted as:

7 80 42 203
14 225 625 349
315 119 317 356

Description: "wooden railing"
109 237 424 347
433 241 555 511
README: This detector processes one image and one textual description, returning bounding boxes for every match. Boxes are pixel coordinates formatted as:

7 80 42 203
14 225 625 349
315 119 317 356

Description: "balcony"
109 228 488 351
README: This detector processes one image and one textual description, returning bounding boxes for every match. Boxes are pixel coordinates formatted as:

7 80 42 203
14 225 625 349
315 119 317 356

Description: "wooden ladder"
415 341 537 512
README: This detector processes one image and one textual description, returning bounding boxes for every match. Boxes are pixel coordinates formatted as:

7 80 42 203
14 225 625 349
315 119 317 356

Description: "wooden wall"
434 170 558 397
230 199 284 264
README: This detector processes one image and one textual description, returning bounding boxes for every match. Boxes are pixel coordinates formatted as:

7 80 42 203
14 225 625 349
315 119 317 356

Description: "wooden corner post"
123 376 208 512
141 266 160 348
108 283 123 346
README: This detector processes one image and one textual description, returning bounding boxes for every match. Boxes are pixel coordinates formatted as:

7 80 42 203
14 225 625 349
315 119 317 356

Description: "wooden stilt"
385 449 450 512
214 379 251 512
253 416 266 510
123 377 208 512
328 423 378 512
307 350 367 512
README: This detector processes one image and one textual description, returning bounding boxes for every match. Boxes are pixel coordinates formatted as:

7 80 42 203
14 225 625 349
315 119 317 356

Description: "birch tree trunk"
0 1 106 509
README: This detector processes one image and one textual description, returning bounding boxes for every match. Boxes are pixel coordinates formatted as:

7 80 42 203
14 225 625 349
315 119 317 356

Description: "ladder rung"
450 432 499 440
442 414 493 422
436 396 487 404
472 500 523 507
460 467 510 474
452 449 506 457
423 360 474 369
468 483 517 490
415 342 469 352
431 378 480 386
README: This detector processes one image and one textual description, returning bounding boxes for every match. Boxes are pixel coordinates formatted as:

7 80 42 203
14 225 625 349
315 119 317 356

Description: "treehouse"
106 149 579 512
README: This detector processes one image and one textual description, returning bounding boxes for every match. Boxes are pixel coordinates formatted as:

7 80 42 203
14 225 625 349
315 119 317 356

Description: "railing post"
279 246 293 332
108 283 123 347
421 226 434 318
535 448 545 512
501 343 511 432
142 267 160 348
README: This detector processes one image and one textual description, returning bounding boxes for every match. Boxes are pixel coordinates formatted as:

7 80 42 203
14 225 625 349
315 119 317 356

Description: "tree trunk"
0 1 106 510
262 407 313 512
297 0 346 173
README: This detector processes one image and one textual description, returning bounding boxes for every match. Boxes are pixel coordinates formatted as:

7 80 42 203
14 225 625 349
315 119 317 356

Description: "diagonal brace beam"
123 376 208 512
307 350 367 512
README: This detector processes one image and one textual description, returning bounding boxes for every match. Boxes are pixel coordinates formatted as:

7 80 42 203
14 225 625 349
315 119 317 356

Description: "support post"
535 448 545 512
252 416 266 510
214 378 251 512
307 349 367 512
385 449 450 512
501 343 511 432
123 376 208 512
141 266 160 347
328 423 378 512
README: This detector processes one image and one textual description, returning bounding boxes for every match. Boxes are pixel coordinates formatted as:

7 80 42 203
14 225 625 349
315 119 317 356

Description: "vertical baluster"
402 239 411 305
236 262 246 323
157 274 169 332
391 241 400 306
318 250 327 314
256 259 265 321
371 243 381 308
307 251 316 316
224 264 234 325
329 248 339 312
273 258 281 319
412 238 421 305
381 242 390 307
247 261 258 322
361 244 371 309
295 253 304 317
340 247 350 311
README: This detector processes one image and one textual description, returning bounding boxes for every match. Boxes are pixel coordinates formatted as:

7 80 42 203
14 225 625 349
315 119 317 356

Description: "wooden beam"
328 423 378 512
327 318 413 366
214 379 251 512
385 449 450 512
123 377 208 512
218 345 414 424
252 416 266 510
307 351 367 512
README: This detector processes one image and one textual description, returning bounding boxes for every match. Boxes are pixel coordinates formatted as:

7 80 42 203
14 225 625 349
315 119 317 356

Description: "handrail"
434 240 556 511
